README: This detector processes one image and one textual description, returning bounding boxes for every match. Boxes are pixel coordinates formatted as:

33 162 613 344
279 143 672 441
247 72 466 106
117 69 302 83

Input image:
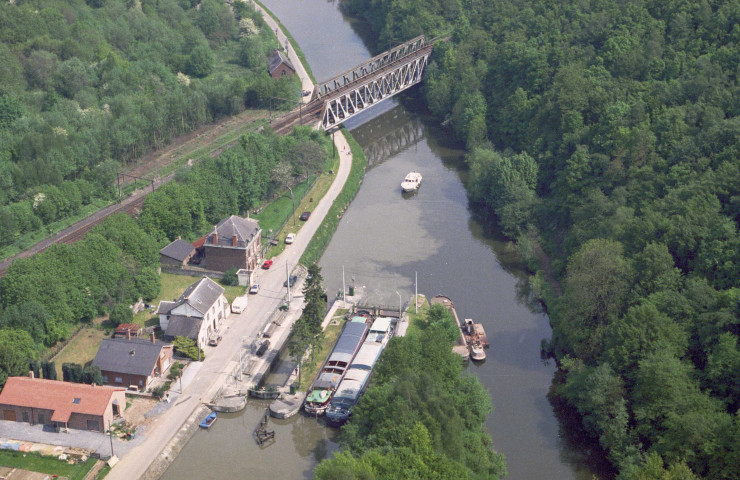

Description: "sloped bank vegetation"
314 305 506 479
0 0 297 254
345 0 739 478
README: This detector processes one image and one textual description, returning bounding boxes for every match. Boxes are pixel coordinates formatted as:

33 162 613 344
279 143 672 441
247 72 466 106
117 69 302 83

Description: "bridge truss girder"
320 53 429 130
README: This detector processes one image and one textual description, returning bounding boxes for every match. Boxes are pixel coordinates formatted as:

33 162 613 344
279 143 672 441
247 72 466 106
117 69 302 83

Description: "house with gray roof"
203 215 262 273
156 277 228 348
159 238 196 266
92 336 173 391
267 49 295 78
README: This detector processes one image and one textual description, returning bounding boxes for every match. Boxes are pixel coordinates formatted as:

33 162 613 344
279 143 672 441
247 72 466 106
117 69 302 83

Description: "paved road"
252 1 315 102
105 131 353 480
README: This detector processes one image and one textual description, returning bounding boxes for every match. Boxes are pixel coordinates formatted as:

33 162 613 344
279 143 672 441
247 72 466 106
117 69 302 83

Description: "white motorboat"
401 172 422 192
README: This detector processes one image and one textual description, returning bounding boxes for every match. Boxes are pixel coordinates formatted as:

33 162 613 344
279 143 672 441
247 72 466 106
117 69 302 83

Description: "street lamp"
395 291 402 320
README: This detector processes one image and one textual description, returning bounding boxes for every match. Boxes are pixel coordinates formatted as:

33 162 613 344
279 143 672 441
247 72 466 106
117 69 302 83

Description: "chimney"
232 235 238 247
212 229 218 244
29 370 34 379
126 328 131 341
151 332 156 344
178 236 181 240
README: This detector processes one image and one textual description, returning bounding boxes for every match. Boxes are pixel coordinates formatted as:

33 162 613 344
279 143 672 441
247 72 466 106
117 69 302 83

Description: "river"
161 1 608 479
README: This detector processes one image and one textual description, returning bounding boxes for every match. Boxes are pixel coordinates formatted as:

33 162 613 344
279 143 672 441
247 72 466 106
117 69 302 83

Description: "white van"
231 296 249 313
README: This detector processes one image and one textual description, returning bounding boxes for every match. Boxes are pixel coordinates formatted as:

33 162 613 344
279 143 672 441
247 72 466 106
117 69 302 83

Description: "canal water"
161 1 608 479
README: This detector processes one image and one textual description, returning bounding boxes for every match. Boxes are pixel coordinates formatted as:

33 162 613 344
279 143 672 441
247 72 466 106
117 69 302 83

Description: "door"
2 410 16 421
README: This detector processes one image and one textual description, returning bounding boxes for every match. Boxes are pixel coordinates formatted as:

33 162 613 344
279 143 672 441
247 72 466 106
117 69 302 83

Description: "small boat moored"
401 172 422 192
463 318 489 361
199 411 217 429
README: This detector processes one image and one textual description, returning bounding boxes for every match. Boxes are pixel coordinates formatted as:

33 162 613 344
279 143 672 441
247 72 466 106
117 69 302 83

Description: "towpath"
104 130 353 480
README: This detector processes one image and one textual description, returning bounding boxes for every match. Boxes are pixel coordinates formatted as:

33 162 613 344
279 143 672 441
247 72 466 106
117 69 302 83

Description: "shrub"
221 267 239 286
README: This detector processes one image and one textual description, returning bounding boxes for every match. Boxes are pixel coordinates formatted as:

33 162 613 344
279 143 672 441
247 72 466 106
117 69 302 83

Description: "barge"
304 318 369 416
326 317 393 424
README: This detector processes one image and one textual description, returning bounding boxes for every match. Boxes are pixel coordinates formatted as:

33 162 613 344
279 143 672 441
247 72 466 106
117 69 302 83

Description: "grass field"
257 151 341 259
0 451 97 480
404 295 430 337
133 273 244 326
296 318 346 391
51 327 108 378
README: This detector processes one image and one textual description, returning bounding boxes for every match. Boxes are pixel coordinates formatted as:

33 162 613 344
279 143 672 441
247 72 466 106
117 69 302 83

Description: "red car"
262 260 273 269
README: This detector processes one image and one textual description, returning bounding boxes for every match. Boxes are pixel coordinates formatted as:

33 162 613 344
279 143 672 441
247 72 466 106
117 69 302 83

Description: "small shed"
268 49 296 78
159 238 196 266
114 324 142 338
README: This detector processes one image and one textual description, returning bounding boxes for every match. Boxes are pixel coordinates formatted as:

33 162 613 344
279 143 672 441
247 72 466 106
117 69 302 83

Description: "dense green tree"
109 303 133 327
0 329 36 387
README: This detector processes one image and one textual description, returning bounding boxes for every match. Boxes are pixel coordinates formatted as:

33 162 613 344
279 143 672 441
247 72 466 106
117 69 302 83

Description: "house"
156 277 228 348
159 238 196 266
268 49 296 78
92 334 174 391
0 375 125 432
203 215 262 273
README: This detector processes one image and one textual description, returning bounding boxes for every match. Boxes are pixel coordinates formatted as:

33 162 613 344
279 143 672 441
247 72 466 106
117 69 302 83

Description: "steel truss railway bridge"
273 35 434 134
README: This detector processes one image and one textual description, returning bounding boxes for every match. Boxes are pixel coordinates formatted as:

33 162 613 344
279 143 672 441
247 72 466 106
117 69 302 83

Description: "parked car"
301 90 311 97
285 233 296 244
283 275 298 287
249 283 260 294
262 260 273 269
299 211 311 221
208 333 222 346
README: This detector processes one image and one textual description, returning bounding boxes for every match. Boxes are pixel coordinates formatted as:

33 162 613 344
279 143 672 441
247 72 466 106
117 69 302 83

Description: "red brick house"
0 376 125 432
268 49 296 78
92 335 174 391
203 215 262 273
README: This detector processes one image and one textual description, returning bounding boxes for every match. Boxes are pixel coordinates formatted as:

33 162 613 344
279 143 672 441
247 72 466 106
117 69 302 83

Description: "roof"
350 342 383 370
159 239 196 262
165 315 202 339
157 277 224 316
115 324 141 334
268 50 295 75
0 377 124 423
370 318 392 333
333 370 371 403
92 338 172 376
205 215 261 249
327 322 368 366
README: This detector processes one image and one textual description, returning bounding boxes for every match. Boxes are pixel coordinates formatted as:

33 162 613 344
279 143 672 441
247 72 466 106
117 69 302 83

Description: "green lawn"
0 450 97 480
134 273 244 326
297 318 346 391
405 295 430 337
52 327 109 378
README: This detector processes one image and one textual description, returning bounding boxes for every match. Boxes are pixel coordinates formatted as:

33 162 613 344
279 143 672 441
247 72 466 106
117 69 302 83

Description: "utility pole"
109 429 115 458
415 271 418 313
286 262 291 302
342 266 346 306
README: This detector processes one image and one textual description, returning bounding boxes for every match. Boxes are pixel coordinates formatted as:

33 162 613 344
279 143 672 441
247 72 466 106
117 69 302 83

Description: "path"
105 131 353 480
252 1 315 101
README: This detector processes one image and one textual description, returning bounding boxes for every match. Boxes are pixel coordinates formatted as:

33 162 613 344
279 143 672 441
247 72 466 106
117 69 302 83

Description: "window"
38 413 45 424
22 411 29 422
114 377 123 384
72 398 81 404
87 419 99 431
102 375 108 383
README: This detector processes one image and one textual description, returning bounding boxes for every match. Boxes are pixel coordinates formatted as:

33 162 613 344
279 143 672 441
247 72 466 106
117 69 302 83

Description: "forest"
314 304 506 479
0 0 297 250
347 0 739 478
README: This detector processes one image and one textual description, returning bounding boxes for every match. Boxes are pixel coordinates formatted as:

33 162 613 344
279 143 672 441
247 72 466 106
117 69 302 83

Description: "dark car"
299 211 311 221
283 275 298 287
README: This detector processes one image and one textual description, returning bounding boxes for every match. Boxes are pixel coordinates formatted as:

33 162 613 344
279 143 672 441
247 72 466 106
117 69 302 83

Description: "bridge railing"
316 35 428 97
